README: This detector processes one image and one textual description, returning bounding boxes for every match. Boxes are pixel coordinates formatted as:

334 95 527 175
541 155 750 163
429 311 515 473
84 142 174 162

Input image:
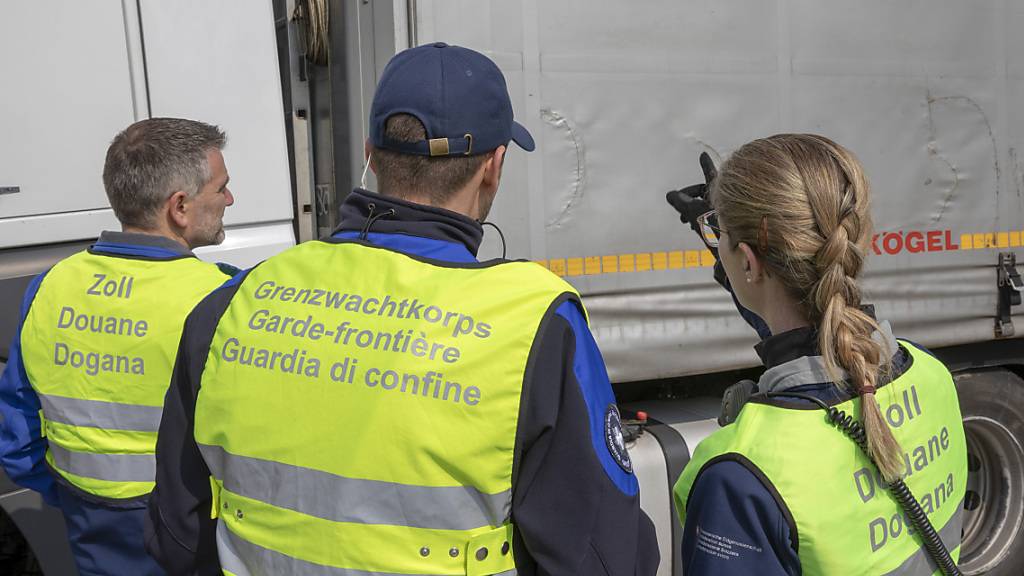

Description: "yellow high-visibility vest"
195 239 582 576
674 343 967 575
21 250 227 500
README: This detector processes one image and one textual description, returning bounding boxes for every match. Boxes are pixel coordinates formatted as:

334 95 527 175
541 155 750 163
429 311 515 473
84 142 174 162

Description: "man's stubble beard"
193 214 226 248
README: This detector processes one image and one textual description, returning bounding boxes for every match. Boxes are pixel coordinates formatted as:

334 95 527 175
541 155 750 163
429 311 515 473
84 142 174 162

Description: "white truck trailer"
1 1 1022 575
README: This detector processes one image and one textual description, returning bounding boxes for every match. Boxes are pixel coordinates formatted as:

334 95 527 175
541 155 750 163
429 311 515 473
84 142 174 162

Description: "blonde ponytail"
712 134 905 483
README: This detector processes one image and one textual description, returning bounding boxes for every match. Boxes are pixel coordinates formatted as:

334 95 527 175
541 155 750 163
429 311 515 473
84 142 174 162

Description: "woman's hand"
665 151 719 243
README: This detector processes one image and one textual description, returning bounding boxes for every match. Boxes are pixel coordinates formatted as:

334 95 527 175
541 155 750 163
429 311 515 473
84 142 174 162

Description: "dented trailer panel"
409 0 1024 382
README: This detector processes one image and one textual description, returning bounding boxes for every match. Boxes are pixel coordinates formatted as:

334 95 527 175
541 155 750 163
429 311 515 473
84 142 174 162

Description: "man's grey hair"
102 118 227 227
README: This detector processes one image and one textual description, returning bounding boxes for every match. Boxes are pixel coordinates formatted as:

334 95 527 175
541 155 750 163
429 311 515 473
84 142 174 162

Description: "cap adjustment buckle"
428 138 449 156
428 134 474 157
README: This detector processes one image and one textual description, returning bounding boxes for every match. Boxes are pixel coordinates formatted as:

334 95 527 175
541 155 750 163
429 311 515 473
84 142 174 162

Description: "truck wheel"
0 508 43 576
954 368 1024 575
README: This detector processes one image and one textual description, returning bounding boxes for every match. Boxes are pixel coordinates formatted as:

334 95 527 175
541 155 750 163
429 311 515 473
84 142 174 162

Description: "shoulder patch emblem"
604 404 633 473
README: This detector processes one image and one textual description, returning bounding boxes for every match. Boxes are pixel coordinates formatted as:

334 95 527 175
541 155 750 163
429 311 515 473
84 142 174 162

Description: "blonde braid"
806 148 904 482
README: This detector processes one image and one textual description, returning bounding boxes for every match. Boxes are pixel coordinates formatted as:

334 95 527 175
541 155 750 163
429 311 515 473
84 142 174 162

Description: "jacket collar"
756 321 905 394
337 189 484 256
754 326 818 369
94 231 193 256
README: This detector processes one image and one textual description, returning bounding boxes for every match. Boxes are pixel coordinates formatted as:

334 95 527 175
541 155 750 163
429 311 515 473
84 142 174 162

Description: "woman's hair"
711 134 904 482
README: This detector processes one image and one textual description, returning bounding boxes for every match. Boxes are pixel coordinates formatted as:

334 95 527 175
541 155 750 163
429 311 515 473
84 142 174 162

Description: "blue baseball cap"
370 42 535 157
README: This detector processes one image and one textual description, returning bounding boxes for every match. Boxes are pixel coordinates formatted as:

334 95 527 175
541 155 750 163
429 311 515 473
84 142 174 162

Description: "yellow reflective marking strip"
534 229 1021 277
636 253 652 271
972 232 997 249
567 257 583 276
38 409 46 438
669 251 686 269
535 250 713 277
619 254 635 272
960 230 1024 250
548 259 566 276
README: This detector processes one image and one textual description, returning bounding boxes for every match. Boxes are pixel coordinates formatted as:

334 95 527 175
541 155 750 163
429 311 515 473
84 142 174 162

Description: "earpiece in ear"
360 152 373 190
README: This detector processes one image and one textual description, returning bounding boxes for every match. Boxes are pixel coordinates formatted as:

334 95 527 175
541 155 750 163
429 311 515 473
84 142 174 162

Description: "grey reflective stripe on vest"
199 444 510 531
48 443 155 482
217 521 516 576
39 393 162 432
879 503 963 576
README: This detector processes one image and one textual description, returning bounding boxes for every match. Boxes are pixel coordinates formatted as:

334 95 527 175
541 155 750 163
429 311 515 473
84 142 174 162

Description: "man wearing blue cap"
146 43 658 575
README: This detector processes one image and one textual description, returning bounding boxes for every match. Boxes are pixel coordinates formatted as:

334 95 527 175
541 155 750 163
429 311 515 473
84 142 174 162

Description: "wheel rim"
959 416 1024 574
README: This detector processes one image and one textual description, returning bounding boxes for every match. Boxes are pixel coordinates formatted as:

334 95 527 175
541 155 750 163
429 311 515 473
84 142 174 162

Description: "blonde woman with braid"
670 135 967 575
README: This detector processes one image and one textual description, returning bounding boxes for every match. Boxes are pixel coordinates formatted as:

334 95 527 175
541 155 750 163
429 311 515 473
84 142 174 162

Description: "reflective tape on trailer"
536 228 1023 277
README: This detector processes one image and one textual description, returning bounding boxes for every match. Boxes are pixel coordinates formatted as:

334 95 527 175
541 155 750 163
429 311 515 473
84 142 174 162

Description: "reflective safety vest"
194 239 582 576
674 343 967 575
21 249 227 500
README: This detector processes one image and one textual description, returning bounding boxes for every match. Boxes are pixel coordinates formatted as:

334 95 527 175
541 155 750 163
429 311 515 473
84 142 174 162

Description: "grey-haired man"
0 118 236 576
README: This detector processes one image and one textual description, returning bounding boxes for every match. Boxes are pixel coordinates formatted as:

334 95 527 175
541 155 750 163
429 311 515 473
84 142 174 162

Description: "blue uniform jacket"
0 232 231 576
146 189 660 575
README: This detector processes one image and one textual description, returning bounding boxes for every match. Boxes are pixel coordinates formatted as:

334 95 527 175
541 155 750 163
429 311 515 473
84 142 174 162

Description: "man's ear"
482 145 506 187
737 242 765 283
166 190 190 229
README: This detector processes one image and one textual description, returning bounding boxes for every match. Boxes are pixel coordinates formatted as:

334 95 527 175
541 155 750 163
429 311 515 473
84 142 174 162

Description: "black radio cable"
481 221 507 260
769 392 963 576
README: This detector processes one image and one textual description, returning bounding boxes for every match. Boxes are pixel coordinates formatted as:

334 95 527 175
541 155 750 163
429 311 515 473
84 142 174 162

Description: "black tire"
0 359 43 576
0 508 43 576
954 368 1024 575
